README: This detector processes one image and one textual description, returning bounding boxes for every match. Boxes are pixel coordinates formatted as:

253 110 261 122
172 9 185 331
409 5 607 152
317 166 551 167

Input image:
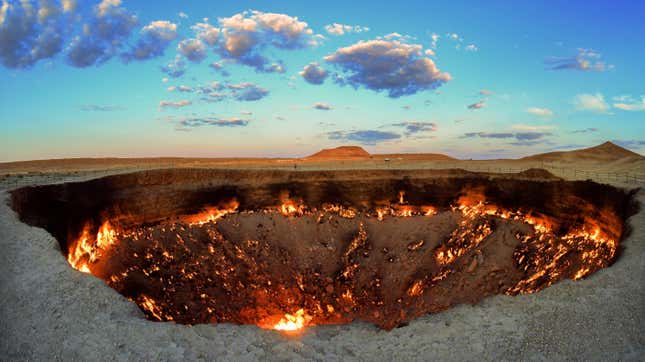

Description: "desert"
1 143 643 360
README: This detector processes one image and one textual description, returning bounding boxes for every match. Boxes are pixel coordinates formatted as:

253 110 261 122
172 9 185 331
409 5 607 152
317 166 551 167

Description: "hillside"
305 146 371 159
521 141 643 162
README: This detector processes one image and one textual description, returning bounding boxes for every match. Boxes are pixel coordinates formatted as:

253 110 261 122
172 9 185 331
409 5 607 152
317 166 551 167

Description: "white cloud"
613 95 645 111
573 93 611 114
324 23 369 36
527 107 553 116
159 100 192 109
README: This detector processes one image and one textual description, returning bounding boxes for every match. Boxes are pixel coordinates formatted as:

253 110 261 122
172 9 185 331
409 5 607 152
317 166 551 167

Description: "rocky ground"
0 170 643 361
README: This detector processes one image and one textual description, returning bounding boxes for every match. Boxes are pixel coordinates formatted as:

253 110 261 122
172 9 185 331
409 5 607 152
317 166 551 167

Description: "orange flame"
273 308 311 332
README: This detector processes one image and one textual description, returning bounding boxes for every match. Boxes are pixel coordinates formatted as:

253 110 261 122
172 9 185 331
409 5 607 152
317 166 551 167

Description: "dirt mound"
516 168 559 179
306 146 371 159
522 141 644 162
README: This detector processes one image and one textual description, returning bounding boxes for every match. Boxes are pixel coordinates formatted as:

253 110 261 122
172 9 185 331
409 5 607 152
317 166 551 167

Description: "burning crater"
10 169 637 331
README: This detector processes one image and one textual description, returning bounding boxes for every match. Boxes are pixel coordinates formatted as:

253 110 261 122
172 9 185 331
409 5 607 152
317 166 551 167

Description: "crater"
10 169 638 331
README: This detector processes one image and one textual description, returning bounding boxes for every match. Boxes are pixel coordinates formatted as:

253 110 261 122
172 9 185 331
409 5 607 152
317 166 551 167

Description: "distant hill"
372 153 457 161
521 141 644 162
305 146 371 159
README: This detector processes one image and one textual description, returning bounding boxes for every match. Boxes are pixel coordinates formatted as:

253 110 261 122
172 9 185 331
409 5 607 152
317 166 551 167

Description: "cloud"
177 38 207 62
216 10 316 72
240 110 252 115
464 131 552 143
324 23 369 36
467 100 485 109
312 102 332 110
227 82 269 101
178 117 248 128
612 139 645 150
159 100 192 109
327 130 401 145
391 121 437 135
81 104 122 112
0 0 74 68
167 85 193 93
430 33 439 49
573 93 610 114
571 127 599 134
465 44 478 51
66 0 139 67
122 20 178 62
178 12 188 19
324 39 451 98
545 48 611 71
160 55 186 78
192 21 220 46
479 89 493 96
527 107 553 116
613 95 645 111
299 62 328 85
512 124 555 132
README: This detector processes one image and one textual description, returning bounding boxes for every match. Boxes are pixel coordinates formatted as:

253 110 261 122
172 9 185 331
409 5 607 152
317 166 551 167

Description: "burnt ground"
0 169 643 361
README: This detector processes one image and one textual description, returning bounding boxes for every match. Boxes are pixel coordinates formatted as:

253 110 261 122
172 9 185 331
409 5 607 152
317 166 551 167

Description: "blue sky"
1 0 644 162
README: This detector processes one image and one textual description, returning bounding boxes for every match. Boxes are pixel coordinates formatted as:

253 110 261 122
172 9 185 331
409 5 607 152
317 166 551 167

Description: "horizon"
1 1 645 162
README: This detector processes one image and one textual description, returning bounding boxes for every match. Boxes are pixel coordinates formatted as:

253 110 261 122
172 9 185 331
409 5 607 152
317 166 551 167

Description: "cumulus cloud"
178 117 248 128
160 55 186 78
527 107 553 116
327 130 401 145
545 49 612 71
467 100 485 109
159 100 192 109
465 44 478 51
299 62 328 84
192 21 220 45
227 82 269 101
324 39 451 98
178 38 207 62
0 0 74 68
122 20 178 62
66 0 139 67
215 10 316 72
312 102 332 110
479 89 493 96
391 121 437 135
573 93 610 114
613 95 645 111
324 23 369 36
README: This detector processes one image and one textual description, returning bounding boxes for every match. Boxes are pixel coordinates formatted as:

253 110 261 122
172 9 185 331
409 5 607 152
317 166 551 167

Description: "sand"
0 143 644 360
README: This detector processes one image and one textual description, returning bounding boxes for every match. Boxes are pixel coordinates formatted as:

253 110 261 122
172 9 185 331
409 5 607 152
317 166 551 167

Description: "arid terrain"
0 142 643 361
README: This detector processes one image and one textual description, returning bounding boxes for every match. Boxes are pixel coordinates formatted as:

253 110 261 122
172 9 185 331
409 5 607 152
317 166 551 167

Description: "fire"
67 220 118 273
272 309 311 332
62 189 622 330
184 200 239 225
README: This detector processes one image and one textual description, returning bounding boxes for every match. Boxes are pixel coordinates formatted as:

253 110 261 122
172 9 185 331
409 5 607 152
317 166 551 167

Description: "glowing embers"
64 193 622 331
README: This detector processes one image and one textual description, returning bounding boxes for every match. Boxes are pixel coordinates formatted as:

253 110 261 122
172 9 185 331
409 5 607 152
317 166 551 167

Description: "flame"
273 308 311 331
67 220 118 273
184 200 239 225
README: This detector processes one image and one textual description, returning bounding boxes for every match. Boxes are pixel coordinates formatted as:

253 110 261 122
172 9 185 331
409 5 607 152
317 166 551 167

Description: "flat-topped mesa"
305 146 371 159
